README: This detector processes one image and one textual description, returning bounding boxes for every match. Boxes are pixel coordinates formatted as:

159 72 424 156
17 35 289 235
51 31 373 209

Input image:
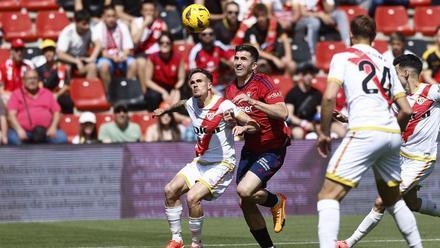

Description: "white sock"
317 199 340 248
189 216 204 244
386 199 422 248
165 205 183 242
346 208 384 247
419 197 440 216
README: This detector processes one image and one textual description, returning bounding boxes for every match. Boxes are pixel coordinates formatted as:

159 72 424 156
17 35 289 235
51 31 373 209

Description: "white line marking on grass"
72 238 440 248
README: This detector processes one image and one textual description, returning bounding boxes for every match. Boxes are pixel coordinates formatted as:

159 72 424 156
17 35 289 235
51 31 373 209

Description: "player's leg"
374 135 422 248
343 196 386 247
164 174 189 247
186 182 211 248
400 158 439 217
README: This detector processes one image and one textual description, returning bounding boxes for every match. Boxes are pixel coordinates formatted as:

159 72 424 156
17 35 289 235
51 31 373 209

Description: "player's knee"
186 191 201 207
164 183 177 200
236 185 252 199
374 197 385 212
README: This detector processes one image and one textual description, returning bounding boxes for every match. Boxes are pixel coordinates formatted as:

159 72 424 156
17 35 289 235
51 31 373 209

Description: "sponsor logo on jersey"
267 91 281 99
238 105 254 113
193 126 221 134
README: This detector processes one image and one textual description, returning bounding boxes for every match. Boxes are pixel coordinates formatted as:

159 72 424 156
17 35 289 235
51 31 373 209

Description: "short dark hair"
350 15 376 42
113 103 128 113
253 3 268 16
187 68 213 83
393 54 423 75
74 10 91 22
159 32 174 44
235 44 259 62
225 1 239 11
142 0 155 7
103 4 116 14
389 31 405 44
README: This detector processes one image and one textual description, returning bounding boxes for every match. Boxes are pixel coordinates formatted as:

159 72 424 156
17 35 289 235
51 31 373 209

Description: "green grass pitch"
0 215 438 247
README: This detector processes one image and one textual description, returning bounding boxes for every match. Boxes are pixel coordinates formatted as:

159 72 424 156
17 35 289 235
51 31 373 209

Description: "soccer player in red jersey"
225 44 291 248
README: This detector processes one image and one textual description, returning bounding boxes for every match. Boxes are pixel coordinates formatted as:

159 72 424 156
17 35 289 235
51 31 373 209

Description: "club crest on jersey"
417 97 427 105
206 112 215 120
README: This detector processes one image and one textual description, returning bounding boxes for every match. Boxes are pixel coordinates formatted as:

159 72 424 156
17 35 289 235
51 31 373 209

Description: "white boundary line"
73 238 440 248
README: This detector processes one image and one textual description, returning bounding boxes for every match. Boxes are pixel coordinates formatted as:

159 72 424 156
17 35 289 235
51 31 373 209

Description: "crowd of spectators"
0 0 438 145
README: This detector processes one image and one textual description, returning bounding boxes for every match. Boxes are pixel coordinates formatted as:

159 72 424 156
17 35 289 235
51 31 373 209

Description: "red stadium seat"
20 0 59 11
272 74 294 97
0 0 20 11
1 12 37 42
131 112 156 134
95 113 115 132
372 40 388 54
59 114 80 143
414 6 440 36
375 6 414 35
410 0 431 7
0 48 10 64
174 42 194 71
36 10 69 40
311 76 327 94
315 41 347 72
70 78 111 112
338 5 368 22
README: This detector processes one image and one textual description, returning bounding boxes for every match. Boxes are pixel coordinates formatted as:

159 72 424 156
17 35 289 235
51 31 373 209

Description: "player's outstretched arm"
152 100 187 118
234 112 260 135
232 93 288 120
394 96 413 132
317 80 339 158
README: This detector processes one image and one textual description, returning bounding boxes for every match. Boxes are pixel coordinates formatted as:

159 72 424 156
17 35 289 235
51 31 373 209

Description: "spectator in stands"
37 39 74 114
0 96 7 144
113 0 143 24
0 39 34 96
213 1 241 46
337 0 372 12
72 111 99 144
244 3 296 75
383 32 413 64
267 0 302 31
145 112 181 142
144 32 184 112
295 0 350 58
93 5 137 89
98 104 141 143
422 26 440 84
285 63 321 139
189 27 234 88
131 0 167 92
57 10 100 80
74 0 112 25
195 0 227 25
7 70 67 145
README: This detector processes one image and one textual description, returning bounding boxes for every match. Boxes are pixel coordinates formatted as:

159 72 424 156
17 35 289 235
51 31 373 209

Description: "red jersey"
188 41 233 86
149 52 182 88
225 73 291 153
0 58 33 92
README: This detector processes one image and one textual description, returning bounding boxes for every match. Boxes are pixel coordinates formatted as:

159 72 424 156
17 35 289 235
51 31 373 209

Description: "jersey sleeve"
428 84 440 102
327 53 345 86
389 66 406 100
258 76 284 104
220 99 242 117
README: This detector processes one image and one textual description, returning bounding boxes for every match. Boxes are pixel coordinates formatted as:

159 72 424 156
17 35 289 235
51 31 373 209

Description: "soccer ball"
182 4 210 33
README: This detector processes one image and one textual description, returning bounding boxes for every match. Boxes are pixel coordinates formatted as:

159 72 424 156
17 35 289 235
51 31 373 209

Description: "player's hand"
223 109 236 125
232 125 247 136
232 93 256 106
317 134 331 158
332 110 348 123
152 108 166 118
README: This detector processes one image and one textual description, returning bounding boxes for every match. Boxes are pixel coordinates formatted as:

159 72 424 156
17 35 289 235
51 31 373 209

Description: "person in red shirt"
7 70 67 145
224 44 291 248
188 27 234 88
144 32 185 112
0 39 34 95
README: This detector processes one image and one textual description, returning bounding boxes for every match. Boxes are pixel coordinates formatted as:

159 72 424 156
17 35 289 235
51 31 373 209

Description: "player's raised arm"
233 111 260 135
153 100 187 117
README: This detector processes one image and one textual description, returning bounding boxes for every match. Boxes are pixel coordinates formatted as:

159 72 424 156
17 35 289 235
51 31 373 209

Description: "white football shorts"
400 156 435 194
177 159 235 201
326 130 402 188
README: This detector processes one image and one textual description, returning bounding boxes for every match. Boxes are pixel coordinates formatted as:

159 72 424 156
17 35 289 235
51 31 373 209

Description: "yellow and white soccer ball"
182 4 210 33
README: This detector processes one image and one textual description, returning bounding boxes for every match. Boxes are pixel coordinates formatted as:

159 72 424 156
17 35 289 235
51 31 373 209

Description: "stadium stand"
130 112 156 135
95 113 114 132
409 0 432 7
375 6 415 35
1 12 37 42
414 6 440 35
315 41 347 72
36 10 70 40
59 114 80 143
338 5 368 22
20 0 59 11
108 78 146 111
372 39 389 54
70 78 111 112
272 74 294 97
0 0 21 11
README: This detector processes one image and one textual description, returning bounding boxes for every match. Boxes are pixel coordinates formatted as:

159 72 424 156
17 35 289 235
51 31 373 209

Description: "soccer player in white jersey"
154 68 260 248
316 15 423 248
337 54 440 247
